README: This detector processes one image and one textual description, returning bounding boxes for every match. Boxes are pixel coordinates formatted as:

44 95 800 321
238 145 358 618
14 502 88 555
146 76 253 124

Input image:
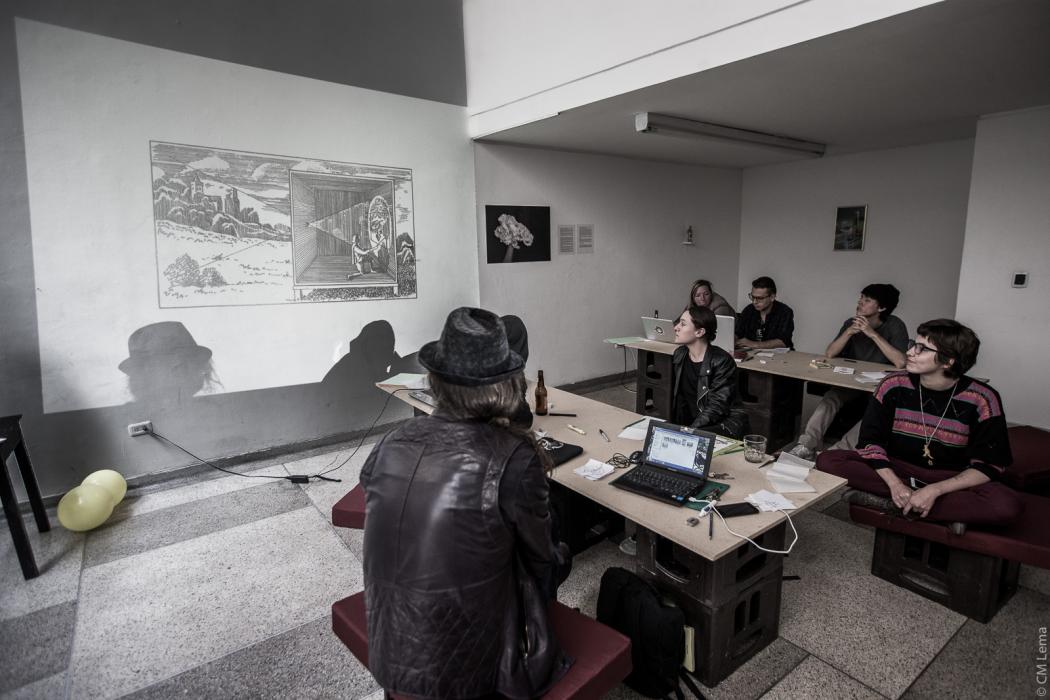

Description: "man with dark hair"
816 319 1021 529
787 284 908 459
735 276 794 350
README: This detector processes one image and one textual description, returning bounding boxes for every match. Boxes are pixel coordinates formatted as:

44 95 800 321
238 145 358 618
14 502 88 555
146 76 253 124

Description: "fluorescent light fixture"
635 112 825 157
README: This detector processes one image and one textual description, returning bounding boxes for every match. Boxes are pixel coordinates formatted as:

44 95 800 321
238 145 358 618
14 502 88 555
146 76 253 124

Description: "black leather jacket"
360 414 570 699
671 344 749 439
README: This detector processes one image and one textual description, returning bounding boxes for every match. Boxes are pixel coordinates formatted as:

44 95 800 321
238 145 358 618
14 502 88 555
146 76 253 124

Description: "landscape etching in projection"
151 142 417 307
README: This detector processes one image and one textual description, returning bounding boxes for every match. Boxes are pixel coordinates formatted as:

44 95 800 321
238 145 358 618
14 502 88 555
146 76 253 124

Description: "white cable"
689 499 800 555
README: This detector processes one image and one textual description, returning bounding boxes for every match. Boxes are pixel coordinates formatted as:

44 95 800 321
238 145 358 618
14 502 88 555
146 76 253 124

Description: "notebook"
610 421 716 505
641 316 676 342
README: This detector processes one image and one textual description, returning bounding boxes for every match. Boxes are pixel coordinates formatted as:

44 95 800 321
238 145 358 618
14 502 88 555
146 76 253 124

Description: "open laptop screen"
643 423 714 477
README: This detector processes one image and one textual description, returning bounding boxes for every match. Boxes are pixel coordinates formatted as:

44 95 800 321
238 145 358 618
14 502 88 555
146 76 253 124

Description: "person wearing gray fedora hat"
360 307 571 698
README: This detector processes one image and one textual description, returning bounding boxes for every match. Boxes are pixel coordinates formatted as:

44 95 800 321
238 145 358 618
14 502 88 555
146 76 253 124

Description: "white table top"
377 382 847 561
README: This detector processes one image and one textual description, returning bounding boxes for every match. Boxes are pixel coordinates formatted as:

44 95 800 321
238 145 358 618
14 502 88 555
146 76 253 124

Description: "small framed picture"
834 206 867 251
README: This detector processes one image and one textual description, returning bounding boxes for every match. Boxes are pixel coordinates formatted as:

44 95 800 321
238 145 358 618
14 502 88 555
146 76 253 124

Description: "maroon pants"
816 449 1023 526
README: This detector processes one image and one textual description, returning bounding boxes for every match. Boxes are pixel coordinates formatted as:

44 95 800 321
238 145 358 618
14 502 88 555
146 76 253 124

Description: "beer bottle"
535 370 548 416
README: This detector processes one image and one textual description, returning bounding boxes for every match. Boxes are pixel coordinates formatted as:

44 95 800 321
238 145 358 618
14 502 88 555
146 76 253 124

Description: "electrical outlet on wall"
127 421 153 437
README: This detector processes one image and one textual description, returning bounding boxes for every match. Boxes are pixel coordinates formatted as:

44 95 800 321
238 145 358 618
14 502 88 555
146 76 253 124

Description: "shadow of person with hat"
119 322 219 406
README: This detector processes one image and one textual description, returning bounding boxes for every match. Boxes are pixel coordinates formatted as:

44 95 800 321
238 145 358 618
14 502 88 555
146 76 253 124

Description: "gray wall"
1 1 466 496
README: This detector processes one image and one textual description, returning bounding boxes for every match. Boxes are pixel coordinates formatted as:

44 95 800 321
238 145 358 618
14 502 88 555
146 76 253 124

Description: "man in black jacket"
361 307 571 699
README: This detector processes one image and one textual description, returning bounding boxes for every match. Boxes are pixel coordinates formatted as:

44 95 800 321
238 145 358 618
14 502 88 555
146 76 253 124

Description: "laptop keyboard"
613 465 701 505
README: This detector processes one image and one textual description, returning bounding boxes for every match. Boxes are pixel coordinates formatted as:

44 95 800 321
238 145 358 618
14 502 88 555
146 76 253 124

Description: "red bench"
847 424 1050 622
331 484 633 698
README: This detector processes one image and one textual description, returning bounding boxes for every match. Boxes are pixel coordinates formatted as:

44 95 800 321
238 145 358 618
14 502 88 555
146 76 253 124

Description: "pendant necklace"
918 380 958 466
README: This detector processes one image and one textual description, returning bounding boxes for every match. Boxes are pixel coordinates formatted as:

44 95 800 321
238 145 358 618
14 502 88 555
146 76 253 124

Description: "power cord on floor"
146 387 411 484
310 388 410 480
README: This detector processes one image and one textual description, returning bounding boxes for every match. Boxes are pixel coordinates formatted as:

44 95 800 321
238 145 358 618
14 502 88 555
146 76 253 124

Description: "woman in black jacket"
670 305 749 438
361 307 571 699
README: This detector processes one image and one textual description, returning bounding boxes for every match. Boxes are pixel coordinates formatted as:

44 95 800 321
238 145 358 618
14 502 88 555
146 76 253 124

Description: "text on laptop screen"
645 426 711 476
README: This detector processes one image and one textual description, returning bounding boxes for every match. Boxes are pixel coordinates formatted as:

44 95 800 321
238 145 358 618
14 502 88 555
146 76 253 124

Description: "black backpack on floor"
596 567 705 699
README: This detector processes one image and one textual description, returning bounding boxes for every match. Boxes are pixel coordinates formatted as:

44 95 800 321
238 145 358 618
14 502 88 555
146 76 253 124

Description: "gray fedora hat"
419 307 524 386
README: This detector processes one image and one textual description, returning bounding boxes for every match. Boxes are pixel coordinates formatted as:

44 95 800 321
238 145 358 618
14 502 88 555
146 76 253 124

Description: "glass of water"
744 434 768 463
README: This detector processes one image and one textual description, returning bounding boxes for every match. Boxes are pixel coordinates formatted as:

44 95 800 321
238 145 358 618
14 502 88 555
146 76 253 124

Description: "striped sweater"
856 372 1012 480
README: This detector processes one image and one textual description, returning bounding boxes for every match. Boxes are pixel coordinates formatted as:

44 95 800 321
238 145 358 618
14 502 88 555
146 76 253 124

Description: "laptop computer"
610 421 716 505
641 316 676 342
714 314 735 355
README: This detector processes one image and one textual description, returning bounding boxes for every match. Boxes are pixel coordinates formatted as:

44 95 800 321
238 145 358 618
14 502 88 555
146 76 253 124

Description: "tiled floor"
2 384 1047 699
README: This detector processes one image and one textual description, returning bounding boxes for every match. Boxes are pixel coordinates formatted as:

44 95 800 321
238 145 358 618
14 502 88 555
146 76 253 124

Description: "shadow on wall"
118 322 219 406
11 318 425 498
320 319 421 406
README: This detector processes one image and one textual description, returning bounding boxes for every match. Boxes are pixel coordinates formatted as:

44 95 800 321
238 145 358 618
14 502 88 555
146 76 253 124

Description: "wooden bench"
331 484 633 698
848 424 1050 622
332 592 632 700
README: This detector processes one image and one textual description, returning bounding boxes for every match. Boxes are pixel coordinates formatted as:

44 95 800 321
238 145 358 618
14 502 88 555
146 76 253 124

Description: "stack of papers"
574 459 616 480
855 371 889 385
746 490 797 511
832 366 855 375
604 336 645 345
765 452 816 493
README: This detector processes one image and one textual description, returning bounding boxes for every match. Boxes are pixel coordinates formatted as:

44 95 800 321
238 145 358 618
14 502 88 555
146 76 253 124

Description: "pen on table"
548 412 577 417
708 507 714 539
566 424 586 435
598 428 611 443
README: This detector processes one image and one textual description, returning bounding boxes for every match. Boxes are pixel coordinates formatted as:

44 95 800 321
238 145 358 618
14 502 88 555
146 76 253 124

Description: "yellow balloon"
57 484 115 532
82 469 127 505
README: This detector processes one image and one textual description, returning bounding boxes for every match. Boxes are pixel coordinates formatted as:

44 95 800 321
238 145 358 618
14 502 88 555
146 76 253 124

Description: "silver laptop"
714 314 735 355
641 316 676 342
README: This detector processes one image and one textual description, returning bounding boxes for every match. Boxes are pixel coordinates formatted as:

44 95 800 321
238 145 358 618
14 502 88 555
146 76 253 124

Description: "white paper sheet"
574 459 616 480
746 489 797 511
382 373 428 389
617 416 665 440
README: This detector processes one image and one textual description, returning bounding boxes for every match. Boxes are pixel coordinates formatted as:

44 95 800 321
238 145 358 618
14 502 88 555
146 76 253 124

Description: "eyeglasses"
748 293 772 302
907 340 937 355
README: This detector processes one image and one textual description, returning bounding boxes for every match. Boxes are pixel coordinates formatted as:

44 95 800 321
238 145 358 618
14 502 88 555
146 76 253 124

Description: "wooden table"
610 338 895 452
375 381 847 683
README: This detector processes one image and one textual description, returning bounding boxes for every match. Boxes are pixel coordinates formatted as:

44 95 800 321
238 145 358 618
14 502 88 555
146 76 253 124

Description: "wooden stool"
1 415 51 579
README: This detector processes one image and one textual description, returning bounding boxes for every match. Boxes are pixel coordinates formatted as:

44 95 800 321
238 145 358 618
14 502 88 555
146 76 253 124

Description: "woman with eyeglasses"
816 319 1021 530
670 304 749 438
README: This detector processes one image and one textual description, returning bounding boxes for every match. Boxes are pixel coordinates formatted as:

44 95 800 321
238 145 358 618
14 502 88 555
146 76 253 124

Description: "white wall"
463 0 940 136
475 143 741 385
739 139 974 354
17 19 478 412
955 106 1050 429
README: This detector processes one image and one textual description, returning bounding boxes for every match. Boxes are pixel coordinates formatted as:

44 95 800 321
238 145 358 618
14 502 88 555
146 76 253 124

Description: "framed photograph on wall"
485 205 551 263
834 205 867 251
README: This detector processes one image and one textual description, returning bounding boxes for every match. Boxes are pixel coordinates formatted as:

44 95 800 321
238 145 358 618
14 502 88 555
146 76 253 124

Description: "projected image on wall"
151 141 416 307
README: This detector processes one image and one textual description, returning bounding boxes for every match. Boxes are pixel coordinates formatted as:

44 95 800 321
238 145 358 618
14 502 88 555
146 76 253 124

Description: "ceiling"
475 0 1050 168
